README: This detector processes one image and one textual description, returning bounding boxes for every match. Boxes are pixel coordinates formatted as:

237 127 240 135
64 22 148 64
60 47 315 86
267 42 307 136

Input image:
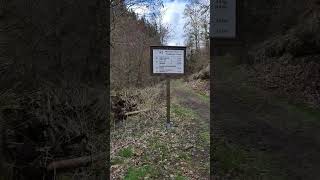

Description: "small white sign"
153 49 184 74
211 0 236 38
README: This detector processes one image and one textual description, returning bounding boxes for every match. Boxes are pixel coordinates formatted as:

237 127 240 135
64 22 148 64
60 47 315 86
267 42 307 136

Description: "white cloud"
161 0 187 46
130 0 187 46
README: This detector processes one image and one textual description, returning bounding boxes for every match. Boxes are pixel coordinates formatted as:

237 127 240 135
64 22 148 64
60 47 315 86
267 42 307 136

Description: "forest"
0 0 319 179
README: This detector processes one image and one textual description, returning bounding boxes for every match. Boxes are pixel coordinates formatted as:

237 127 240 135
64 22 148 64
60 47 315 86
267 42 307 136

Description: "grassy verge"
194 91 209 103
111 83 209 179
171 103 199 119
170 93 210 177
111 78 213 179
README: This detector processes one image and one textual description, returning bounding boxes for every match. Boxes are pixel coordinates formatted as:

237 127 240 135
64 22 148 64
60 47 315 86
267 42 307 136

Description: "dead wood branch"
125 108 150 116
47 153 104 171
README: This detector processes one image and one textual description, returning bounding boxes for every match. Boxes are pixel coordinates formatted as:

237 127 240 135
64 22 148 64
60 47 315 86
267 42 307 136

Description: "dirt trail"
172 83 209 122
171 80 210 179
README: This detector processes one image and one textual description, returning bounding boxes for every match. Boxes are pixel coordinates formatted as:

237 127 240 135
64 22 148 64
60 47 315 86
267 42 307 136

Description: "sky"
129 0 188 46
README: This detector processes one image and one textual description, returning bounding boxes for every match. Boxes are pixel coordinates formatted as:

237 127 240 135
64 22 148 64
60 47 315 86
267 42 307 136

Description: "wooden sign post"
150 46 186 129
166 78 170 128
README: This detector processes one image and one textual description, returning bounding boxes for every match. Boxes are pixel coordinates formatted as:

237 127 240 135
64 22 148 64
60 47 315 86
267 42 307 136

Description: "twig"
125 108 150 116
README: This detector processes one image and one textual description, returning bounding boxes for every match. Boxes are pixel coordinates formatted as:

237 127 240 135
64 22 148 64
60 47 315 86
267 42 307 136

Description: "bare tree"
111 2 165 90
183 0 210 73
184 0 209 51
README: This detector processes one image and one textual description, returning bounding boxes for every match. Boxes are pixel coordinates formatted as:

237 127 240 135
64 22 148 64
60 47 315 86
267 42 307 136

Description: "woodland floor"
111 57 320 180
111 80 210 180
212 57 320 180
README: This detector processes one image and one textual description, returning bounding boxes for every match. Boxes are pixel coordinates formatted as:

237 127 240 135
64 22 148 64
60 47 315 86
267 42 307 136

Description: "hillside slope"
244 1 320 107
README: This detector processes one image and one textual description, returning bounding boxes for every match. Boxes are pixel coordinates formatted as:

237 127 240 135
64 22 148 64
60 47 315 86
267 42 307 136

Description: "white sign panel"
153 49 184 74
211 0 236 38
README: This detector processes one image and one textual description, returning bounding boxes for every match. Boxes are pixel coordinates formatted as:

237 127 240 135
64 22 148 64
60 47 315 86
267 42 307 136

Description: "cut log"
47 153 104 171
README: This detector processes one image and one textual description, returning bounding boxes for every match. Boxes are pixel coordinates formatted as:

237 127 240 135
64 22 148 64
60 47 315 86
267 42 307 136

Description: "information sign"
150 46 186 75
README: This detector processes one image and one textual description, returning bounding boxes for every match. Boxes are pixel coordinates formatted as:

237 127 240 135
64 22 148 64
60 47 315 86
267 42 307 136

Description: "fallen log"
47 153 104 171
125 108 150 116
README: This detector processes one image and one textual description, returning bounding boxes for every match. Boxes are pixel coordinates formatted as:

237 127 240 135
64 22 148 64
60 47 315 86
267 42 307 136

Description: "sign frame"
210 0 240 41
150 46 187 76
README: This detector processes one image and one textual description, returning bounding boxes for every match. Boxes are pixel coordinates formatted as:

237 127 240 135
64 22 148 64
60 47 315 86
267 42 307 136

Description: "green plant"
118 146 134 158
124 165 152 180
175 175 187 180
199 131 210 144
111 157 124 165
171 104 198 119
